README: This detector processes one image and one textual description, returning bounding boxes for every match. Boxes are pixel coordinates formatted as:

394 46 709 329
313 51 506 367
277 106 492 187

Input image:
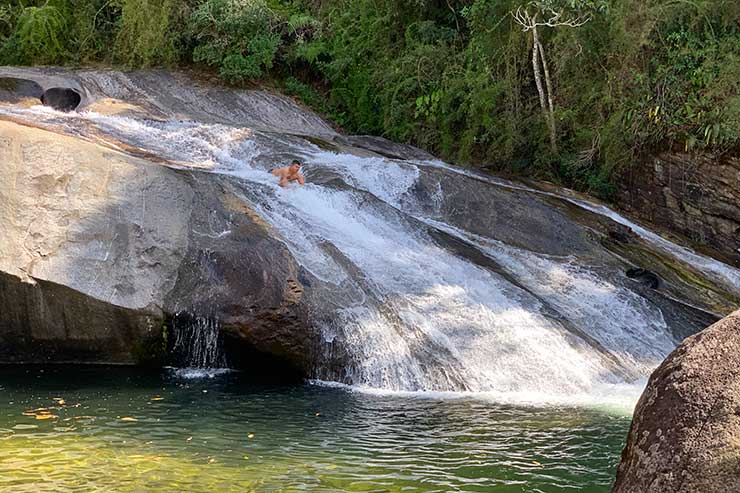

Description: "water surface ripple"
0 367 629 492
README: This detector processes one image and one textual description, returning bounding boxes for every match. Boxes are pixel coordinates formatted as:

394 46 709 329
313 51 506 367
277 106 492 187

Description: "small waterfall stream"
168 313 229 377
171 315 226 368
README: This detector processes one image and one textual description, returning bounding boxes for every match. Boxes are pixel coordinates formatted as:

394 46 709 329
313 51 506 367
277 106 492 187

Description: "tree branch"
512 4 591 32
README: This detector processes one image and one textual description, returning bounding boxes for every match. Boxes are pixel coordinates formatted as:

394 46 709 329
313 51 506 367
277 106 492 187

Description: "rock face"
0 77 43 105
613 310 740 493
618 152 740 265
0 120 327 374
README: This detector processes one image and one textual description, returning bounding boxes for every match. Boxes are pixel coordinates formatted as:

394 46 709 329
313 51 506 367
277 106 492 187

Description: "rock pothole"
41 87 82 112
626 267 661 289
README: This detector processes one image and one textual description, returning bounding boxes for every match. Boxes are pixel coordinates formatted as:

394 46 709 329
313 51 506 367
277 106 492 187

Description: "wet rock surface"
613 310 740 493
0 66 336 136
337 134 436 161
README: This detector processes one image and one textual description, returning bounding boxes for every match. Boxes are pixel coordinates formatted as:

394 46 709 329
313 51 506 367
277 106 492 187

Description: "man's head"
289 159 301 174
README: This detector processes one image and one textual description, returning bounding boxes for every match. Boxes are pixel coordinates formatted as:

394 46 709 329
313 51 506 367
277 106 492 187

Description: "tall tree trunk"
536 38 557 154
531 24 557 154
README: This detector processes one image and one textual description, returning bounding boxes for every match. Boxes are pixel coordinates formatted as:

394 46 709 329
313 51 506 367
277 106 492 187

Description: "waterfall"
1 77 738 403
167 313 228 378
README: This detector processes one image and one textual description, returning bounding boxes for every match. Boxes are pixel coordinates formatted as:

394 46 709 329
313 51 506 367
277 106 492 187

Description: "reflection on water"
0 366 628 492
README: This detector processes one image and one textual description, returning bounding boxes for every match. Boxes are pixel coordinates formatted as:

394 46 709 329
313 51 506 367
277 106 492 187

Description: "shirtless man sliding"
270 160 305 188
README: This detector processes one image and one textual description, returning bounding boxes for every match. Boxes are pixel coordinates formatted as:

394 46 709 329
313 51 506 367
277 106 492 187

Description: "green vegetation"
1 0 737 197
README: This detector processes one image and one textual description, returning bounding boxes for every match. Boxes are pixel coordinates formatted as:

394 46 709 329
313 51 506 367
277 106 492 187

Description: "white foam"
308 379 644 415
166 367 234 379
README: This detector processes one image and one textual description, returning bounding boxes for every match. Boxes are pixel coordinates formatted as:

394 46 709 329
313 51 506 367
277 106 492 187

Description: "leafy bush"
189 0 283 82
284 76 327 113
113 0 185 66
1 2 68 64
630 9 739 151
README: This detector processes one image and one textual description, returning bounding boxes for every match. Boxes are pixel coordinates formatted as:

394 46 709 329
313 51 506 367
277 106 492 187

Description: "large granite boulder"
613 310 740 493
0 120 327 375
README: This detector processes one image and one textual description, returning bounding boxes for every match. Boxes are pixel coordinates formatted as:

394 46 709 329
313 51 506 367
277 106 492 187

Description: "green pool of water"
0 366 631 492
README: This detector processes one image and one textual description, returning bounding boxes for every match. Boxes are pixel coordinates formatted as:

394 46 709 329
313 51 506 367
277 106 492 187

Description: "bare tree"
513 3 591 154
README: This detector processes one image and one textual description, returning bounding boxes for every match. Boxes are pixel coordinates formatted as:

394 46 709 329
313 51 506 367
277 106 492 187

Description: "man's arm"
297 174 305 185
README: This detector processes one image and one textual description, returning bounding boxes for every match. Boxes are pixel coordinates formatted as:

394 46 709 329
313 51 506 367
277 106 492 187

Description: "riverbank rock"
0 77 43 105
613 310 740 493
617 152 740 266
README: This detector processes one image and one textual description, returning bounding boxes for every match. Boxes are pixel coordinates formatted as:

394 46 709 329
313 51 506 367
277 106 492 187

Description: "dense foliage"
1 0 737 197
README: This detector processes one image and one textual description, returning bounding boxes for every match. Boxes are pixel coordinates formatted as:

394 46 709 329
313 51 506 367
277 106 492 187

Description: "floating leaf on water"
532 461 542 466
52 398 66 405
243 456 249 460
186 436 193 441
150 397 164 401
247 433 255 439
35 414 57 420
208 458 216 464
315 412 321 417
120 417 138 422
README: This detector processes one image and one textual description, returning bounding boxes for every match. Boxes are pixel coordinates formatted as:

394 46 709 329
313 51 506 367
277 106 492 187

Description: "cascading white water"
171 315 227 370
2 102 738 405
420 159 740 292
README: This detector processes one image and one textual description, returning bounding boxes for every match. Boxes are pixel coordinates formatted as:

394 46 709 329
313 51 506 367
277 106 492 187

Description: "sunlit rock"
613 310 740 493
